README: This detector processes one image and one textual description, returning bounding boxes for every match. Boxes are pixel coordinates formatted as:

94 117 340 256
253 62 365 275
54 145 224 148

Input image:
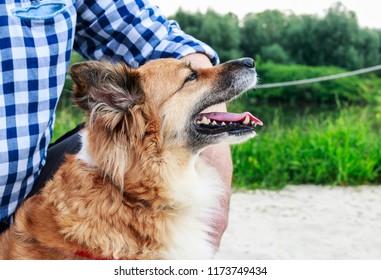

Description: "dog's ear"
69 61 143 112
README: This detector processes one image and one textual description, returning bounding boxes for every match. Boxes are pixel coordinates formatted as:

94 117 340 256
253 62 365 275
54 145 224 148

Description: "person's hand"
182 53 233 250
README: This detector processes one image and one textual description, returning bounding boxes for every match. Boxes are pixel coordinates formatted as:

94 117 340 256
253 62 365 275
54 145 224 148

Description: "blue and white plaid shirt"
0 0 218 224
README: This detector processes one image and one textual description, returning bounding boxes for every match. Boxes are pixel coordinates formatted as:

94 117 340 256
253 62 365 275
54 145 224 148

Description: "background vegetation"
54 2 381 189
172 2 381 69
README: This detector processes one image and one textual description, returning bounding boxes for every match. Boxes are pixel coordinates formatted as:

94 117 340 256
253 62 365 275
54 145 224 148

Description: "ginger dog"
0 58 262 259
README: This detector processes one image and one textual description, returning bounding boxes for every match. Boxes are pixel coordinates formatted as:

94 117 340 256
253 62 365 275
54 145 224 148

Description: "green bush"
252 63 381 104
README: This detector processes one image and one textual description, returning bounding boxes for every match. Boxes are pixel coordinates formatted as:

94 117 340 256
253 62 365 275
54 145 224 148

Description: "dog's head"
69 58 262 154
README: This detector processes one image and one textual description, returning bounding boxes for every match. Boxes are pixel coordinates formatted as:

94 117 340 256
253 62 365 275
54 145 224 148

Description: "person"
0 0 232 248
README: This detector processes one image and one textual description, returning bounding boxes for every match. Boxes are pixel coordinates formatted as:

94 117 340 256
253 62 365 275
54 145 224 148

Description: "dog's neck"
78 126 198 190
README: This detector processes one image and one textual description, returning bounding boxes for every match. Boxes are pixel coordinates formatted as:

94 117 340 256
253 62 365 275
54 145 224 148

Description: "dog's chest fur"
67 134 223 259
161 156 223 259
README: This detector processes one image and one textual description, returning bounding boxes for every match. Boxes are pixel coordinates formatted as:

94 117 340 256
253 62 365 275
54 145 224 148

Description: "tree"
170 8 203 37
170 3 381 68
240 10 289 59
315 2 362 69
171 9 242 62
283 2 381 69
260 43 290 64
357 28 381 67
283 14 321 65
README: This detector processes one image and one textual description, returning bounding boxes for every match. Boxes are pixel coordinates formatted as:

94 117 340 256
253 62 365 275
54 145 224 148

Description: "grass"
231 105 381 189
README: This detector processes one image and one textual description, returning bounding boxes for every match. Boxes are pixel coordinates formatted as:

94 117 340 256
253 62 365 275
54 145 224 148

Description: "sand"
215 185 381 260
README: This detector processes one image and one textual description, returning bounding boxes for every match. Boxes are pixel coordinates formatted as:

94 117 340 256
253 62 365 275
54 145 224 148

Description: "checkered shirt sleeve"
74 0 219 67
0 0 218 224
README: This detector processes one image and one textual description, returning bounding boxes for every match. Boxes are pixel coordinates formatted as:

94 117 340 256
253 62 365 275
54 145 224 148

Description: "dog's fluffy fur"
0 58 260 259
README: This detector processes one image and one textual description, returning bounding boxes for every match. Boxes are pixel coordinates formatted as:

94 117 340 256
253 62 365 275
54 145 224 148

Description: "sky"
152 0 380 29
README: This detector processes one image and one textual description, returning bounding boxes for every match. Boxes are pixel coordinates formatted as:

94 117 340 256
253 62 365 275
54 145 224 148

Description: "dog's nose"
241 58 255 68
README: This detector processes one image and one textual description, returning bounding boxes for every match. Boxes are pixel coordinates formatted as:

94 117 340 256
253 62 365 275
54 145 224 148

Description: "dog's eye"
185 71 197 83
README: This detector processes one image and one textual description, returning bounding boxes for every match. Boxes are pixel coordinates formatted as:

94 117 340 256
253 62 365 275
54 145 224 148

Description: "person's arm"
182 53 232 248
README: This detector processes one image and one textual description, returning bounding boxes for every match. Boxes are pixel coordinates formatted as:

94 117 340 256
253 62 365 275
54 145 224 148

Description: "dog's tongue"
200 112 263 126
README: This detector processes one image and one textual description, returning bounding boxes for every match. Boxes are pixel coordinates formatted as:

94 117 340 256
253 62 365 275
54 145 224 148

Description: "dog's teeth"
229 122 233 125
211 120 217 126
200 116 210 124
243 115 250 125
221 122 226 126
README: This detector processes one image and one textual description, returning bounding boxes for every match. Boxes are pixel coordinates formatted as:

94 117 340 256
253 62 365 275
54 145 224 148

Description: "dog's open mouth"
194 112 263 135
